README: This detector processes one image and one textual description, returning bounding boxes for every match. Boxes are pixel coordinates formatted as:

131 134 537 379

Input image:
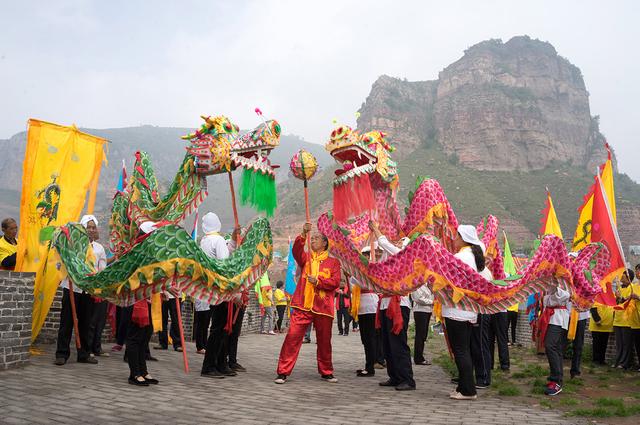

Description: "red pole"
174 295 189 373
67 281 82 349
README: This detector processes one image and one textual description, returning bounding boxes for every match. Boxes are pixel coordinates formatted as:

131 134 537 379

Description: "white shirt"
411 285 434 313
442 247 478 323
200 233 233 260
544 287 571 330
60 240 107 293
199 233 235 306
349 276 379 315
376 235 410 310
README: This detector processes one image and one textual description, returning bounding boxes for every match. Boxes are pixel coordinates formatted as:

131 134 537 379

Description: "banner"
16 119 107 340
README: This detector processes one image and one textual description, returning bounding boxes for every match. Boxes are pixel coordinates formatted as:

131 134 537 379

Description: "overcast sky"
2 1 639 181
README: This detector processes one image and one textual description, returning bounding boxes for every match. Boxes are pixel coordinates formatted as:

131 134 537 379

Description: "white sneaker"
449 391 477 400
322 374 338 383
274 375 287 384
268 331 276 335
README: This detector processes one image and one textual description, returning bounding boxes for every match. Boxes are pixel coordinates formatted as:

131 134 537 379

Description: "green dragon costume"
52 115 281 306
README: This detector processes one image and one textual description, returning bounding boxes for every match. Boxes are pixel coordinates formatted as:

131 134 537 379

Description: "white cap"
202 212 222 234
457 225 484 249
80 215 98 228
360 241 378 253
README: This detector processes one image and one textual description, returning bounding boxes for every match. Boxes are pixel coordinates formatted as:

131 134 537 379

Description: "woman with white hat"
443 224 487 400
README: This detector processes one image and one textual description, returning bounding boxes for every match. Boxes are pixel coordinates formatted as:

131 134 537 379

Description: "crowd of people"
2 213 640 398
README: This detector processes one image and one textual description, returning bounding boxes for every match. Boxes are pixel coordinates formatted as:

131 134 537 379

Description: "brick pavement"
0 329 584 425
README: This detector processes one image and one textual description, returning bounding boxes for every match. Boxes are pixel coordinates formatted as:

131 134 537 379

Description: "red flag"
591 173 625 305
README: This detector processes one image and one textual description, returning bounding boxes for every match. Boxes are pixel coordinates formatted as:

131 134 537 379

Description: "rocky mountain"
357 36 611 172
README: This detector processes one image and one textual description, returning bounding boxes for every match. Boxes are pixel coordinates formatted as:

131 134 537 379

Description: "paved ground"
1 330 584 425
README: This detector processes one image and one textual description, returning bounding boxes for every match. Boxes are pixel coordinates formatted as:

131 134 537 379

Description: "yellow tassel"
303 280 315 310
151 293 163 332
351 285 361 322
433 301 442 322
567 309 579 341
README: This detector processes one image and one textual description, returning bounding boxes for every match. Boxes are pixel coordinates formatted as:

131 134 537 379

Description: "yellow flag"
540 192 563 239
15 119 107 341
572 148 616 251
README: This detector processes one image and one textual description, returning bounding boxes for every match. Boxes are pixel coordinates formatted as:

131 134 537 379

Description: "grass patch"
595 398 624 408
497 384 522 396
520 363 547 378
434 353 457 378
569 407 613 418
531 377 547 394
559 398 579 406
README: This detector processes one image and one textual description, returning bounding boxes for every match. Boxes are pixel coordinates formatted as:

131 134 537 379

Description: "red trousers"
277 308 334 376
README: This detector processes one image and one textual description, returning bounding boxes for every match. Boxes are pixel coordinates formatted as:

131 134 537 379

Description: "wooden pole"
174 296 189 373
303 179 314 278
228 171 241 245
66 281 82 349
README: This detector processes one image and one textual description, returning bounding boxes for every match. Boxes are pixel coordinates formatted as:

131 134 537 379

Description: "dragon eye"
331 130 336 137
224 123 232 131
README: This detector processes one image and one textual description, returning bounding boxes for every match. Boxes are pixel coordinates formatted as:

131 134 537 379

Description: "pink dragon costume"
317 124 610 314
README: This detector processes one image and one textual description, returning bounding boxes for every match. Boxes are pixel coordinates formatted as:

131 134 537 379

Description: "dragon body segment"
318 124 610 312
55 115 279 304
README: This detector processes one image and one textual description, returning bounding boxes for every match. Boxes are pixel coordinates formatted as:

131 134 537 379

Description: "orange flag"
591 173 625 306
539 191 563 239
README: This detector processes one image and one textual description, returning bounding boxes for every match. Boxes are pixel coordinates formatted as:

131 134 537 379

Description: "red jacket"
290 235 341 318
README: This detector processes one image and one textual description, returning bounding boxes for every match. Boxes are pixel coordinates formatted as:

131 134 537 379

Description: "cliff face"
358 36 611 171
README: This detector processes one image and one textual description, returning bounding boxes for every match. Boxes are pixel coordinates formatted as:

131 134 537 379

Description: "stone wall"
0 271 34 369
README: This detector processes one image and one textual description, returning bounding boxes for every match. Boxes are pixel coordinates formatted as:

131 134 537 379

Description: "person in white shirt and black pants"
443 224 488 400
542 285 571 396
55 215 107 366
370 221 415 391
411 284 433 365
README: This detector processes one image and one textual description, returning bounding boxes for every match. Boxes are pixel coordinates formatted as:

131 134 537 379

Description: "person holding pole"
54 215 106 366
274 222 341 384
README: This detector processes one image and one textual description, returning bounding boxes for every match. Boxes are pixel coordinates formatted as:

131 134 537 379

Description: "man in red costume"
274 222 341 384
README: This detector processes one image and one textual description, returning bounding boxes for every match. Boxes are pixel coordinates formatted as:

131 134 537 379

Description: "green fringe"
240 168 277 217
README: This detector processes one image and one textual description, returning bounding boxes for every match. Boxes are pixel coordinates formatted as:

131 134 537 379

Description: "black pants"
116 305 130 346
570 319 587 375
88 300 108 355
632 329 640 368
381 306 415 387
591 331 611 364
489 312 510 370
337 307 351 335
276 305 286 331
126 316 152 378
158 299 181 349
201 302 230 373
545 324 567 385
413 311 432 364
614 326 633 369
358 313 377 374
471 313 492 386
194 309 212 351
376 328 385 364
228 305 245 367
507 311 518 343
55 289 92 361
445 318 476 396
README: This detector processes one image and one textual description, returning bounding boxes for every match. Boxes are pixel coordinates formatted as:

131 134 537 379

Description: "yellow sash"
351 285 361 322
303 249 329 309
